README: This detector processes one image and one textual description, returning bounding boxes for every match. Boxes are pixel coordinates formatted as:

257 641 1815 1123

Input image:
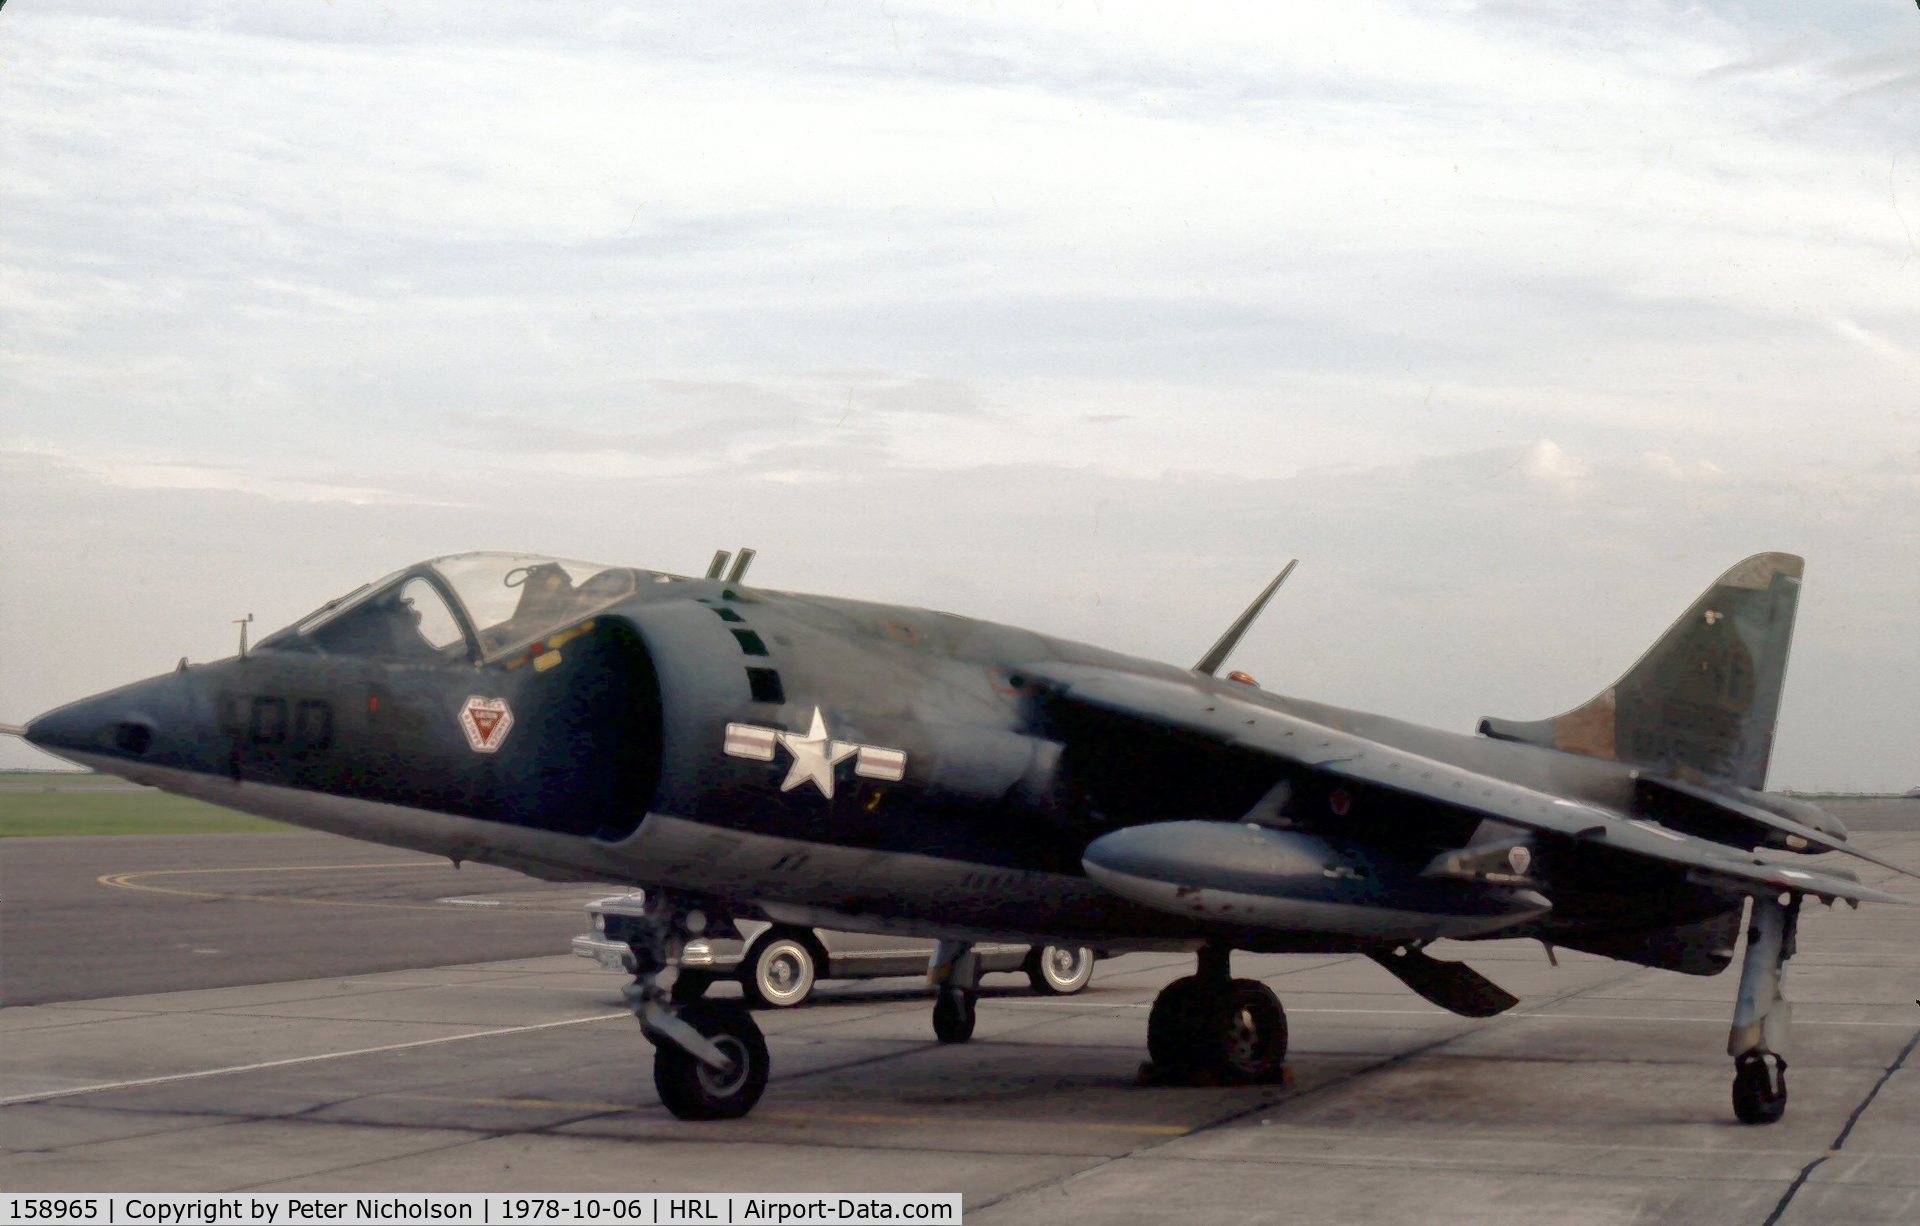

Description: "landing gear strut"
1728 893 1799 1125
1144 944 1288 1085
928 939 980 1043
624 891 769 1120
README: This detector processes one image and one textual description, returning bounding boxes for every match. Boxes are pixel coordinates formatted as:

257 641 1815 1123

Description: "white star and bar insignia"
723 706 907 799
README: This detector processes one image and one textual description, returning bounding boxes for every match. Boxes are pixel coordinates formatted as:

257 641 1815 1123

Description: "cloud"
1519 439 1590 495
1641 451 1726 483
3 2 1917 788
6 439 1914 787
1829 315 1920 370
2 447 462 507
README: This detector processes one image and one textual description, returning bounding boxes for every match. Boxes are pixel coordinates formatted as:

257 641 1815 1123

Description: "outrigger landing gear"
1144 944 1288 1085
928 939 980 1043
624 891 769 1120
1728 893 1800 1125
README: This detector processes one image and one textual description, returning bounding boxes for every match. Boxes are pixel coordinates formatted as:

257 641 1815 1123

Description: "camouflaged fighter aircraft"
18 549 1916 1123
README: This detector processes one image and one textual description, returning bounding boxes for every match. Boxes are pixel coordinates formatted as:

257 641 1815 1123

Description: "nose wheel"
650 1000 770 1120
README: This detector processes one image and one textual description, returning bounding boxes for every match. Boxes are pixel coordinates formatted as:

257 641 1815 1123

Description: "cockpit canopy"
259 552 668 663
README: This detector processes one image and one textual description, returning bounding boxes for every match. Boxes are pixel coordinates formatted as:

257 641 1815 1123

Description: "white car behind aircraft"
574 893 1097 1008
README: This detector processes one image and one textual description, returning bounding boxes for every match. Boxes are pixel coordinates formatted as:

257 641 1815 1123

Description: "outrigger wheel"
1732 1051 1788 1126
932 986 978 1043
649 1000 769 1121
1727 893 1798 1125
928 939 981 1044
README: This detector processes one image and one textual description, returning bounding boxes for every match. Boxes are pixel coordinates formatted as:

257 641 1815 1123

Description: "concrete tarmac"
3 818 1917 1224
0 833 615 1006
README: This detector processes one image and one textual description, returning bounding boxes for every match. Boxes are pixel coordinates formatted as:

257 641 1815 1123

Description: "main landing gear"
1728 893 1800 1125
624 891 769 1120
1143 944 1288 1085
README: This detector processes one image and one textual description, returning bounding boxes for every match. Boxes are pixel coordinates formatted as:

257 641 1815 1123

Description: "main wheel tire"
1147 976 1288 1084
1146 976 1211 1072
1733 1053 1788 1125
932 987 977 1044
652 1000 769 1121
1027 945 1096 995
741 933 818 1009
1220 979 1288 1083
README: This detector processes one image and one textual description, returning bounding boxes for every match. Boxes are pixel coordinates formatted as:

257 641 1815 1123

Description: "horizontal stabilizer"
1639 775 1920 884
1685 861 1912 908
1368 947 1519 1018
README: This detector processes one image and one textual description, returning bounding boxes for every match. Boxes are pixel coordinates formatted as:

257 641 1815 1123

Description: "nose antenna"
234 613 254 660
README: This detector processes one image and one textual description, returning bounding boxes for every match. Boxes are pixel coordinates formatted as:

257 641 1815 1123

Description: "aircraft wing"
1030 663 1911 908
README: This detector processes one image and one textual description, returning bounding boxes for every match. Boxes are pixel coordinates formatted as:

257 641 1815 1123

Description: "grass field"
0 776 288 837
0 771 141 790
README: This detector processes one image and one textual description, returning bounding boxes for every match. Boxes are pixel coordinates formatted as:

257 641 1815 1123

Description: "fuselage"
23 553 1732 952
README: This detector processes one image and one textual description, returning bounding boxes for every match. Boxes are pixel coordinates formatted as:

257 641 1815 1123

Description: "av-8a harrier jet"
21 550 1914 1123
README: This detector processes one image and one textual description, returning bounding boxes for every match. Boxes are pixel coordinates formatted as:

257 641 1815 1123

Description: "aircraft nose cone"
25 672 202 775
27 693 157 765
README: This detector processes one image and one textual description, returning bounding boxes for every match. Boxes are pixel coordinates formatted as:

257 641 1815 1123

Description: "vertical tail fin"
1478 553 1803 789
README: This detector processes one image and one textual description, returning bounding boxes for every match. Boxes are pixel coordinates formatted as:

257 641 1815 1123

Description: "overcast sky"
3 1 1916 789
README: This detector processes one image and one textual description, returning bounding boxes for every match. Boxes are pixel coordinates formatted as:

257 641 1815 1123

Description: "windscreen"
264 552 657 660
290 572 468 661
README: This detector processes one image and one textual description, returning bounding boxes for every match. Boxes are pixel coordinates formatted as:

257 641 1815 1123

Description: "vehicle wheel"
740 932 818 1009
1026 944 1096 995
671 971 713 1004
652 1000 769 1121
932 987 977 1043
1732 1053 1788 1125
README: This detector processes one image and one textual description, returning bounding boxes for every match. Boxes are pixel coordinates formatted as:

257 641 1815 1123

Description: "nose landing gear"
1143 944 1289 1085
624 891 770 1120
